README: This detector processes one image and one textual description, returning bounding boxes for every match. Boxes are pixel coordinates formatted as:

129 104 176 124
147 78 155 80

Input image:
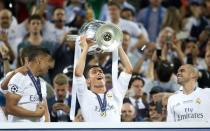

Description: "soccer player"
5 46 54 122
167 64 210 122
74 35 133 122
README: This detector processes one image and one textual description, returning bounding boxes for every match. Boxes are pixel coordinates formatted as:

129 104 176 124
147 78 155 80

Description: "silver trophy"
67 20 123 54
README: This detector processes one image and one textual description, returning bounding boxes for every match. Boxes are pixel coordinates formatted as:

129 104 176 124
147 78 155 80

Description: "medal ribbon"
94 92 108 112
27 70 43 102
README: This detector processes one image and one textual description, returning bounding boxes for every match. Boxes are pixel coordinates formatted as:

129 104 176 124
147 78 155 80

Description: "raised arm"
118 46 133 74
133 55 145 74
75 35 95 76
171 41 185 64
75 36 88 77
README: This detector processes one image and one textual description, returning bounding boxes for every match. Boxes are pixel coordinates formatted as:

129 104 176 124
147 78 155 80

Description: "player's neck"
27 63 40 76
182 81 196 95
93 87 106 94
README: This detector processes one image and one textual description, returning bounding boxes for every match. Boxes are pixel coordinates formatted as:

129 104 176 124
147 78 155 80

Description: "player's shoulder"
198 87 210 94
168 92 182 101
8 73 28 94
13 72 26 78
119 71 132 78
10 72 27 83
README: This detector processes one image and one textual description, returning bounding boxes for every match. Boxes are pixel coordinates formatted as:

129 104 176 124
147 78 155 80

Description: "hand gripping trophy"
67 20 123 54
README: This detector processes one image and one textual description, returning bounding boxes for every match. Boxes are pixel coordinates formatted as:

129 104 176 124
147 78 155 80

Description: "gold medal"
100 112 106 117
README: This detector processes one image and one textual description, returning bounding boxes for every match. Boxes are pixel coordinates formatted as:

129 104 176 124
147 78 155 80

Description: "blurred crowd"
0 0 210 122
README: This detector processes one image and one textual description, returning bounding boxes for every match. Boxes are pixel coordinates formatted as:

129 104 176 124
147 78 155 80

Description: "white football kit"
0 107 7 122
0 78 8 122
167 87 210 122
75 72 131 122
7 72 47 122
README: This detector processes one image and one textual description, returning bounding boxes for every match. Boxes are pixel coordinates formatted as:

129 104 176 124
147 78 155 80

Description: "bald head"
184 64 199 79
177 64 199 85
0 9 12 16
0 9 12 28
121 103 136 122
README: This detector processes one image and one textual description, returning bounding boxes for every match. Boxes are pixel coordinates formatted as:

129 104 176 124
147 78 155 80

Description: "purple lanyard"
27 70 43 102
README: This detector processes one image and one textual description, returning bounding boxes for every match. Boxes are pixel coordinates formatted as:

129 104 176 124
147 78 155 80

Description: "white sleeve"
74 75 88 95
0 71 13 93
112 72 131 99
0 107 7 122
167 96 175 122
7 73 25 96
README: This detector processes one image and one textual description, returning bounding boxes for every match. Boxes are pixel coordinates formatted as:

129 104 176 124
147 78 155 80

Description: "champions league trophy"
67 20 123 54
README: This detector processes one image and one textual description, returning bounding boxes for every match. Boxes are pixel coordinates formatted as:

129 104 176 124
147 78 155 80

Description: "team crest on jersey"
195 97 201 104
106 92 113 98
10 84 18 93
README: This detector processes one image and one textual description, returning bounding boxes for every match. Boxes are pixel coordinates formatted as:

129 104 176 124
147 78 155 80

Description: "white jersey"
7 72 47 122
75 72 131 122
167 87 210 122
0 107 7 122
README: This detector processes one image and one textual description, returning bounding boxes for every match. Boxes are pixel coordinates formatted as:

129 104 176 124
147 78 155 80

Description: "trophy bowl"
66 20 123 54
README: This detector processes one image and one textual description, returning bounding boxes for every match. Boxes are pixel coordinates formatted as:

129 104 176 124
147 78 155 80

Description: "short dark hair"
128 74 145 89
20 45 37 64
121 7 135 16
28 14 42 23
149 86 164 95
108 1 121 9
84 65 102 78
24 46 51 62
154 60 173 82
